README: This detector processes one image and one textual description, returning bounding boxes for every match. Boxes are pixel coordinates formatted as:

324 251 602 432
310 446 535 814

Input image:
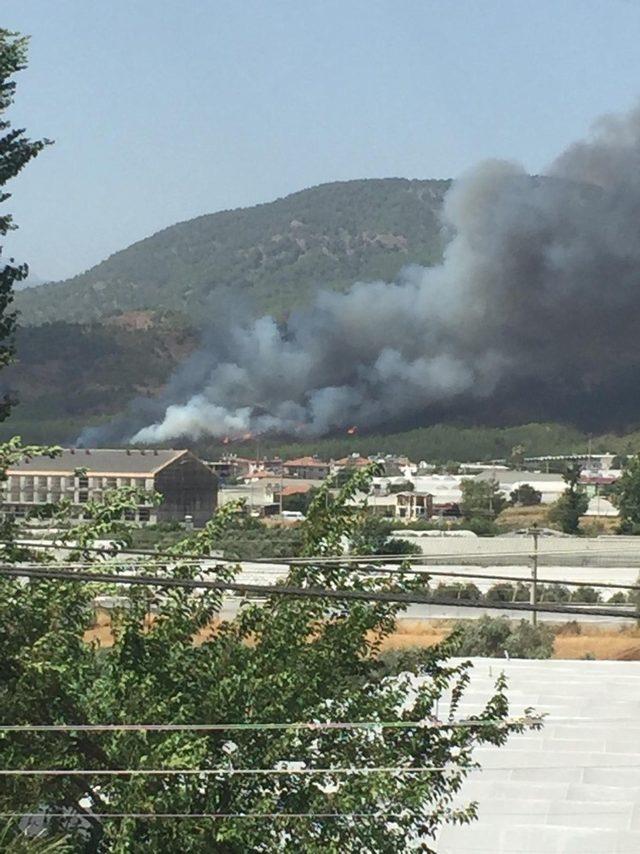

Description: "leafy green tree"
507 444 525 469
629 572 640 622
465 516 499 536
0 30 51 420
281 487 318 514
431 582 482 602
349 516 421 555
569 585 601 604
547 463 588 534
613 454 640 533
537 584 570 604
453 616 554 659
485 582 529 603
0 450 533 853
510 484 542 506
611 455 628 470
460 478 506 521
387 479 414 493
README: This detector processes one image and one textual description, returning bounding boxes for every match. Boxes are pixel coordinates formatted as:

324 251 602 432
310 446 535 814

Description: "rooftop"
475 469 567 485
283 456 329 467
435 658 640 852
7 448 187 476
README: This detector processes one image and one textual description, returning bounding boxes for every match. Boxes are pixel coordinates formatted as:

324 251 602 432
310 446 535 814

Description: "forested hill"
16 178 451 325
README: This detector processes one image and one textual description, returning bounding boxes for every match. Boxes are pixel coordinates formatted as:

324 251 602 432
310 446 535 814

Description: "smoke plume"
84 103 640 445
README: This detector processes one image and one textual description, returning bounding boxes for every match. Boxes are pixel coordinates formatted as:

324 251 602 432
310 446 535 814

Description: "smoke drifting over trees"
85 103 640 445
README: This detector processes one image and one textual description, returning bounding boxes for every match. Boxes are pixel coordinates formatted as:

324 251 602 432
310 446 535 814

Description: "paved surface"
435 659 640 853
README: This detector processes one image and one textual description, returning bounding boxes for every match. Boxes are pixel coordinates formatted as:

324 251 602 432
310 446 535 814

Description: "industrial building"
1 448 218 527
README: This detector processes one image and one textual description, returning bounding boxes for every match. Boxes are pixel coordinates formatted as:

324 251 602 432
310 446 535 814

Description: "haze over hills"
16 178 450 325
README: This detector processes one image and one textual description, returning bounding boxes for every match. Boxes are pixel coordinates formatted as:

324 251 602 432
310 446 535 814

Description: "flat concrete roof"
435 658 640 852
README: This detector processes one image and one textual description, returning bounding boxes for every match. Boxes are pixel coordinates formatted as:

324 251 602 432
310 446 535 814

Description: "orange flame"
242 432 253 441
347 425 358 435
222 436 230 445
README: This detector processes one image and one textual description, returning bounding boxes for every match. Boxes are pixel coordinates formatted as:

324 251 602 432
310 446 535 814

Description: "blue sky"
5 0 640 281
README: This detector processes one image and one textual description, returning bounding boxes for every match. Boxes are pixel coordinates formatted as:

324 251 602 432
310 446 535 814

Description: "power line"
2 715 637 734
364 566 640 592
0 564 635 619
8 538 640 566
0 809 630 821
4 560 638 592
0 716 541 733
0 811 438 820
1 762 638 777
0 766 467 777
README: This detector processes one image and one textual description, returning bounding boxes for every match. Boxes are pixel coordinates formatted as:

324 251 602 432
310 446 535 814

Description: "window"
138 507 150 522
78 491 88 503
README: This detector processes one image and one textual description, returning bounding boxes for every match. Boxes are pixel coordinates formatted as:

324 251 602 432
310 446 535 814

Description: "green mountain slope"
0 315 197 443
16 178 450 325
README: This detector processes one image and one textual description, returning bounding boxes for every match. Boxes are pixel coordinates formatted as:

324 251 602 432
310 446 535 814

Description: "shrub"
451 615 554 659
485 582 530 603
570 585 602 604
431 582 482 602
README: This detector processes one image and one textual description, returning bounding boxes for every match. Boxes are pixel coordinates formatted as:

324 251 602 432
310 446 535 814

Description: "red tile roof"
283 457 329 467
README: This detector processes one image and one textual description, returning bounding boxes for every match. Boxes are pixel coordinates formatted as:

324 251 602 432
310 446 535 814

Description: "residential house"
282 456 331 479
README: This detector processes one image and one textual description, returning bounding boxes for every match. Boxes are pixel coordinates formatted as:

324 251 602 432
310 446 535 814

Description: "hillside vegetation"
0 316 196 442
16 178 450 325
193 422 640 465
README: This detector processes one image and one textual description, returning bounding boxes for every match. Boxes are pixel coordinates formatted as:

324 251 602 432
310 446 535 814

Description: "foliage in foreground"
0 824 72 853
0 442 535 853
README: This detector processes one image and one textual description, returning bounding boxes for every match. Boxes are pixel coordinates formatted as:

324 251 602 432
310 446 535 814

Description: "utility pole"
530 523 539 626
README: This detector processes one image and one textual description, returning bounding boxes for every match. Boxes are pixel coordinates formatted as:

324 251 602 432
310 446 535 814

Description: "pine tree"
0 29 51 419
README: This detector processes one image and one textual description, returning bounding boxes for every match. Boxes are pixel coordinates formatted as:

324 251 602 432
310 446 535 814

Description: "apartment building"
2 448 218 527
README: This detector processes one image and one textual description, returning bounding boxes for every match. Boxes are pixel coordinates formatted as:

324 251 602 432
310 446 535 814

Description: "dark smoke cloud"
83 103 640 445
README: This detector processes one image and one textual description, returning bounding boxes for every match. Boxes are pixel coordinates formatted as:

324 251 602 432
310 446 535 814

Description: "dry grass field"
496 504 619 535
382 618 640 660
85 611 640 660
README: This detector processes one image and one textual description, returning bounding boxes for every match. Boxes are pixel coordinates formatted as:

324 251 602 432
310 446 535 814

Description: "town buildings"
2 448 218 527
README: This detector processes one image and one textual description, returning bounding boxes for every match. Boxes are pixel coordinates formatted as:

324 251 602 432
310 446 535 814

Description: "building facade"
2 448 218 527
282 456 331 479
353 491 434 520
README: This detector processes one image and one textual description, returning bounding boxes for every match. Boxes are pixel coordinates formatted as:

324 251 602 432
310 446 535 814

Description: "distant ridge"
16 177 451 325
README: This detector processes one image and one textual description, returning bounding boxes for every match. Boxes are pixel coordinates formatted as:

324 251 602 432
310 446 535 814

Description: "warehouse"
2 448 218 527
